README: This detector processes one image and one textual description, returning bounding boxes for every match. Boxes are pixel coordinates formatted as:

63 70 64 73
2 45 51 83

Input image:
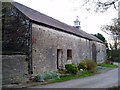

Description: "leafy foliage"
80 59 97 73
78 62 87 70
94 33 106 42
107 49 120 62
35 71 60 82
65 64 79 74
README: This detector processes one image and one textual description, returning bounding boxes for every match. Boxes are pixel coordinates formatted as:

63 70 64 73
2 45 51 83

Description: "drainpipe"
28 20 33 74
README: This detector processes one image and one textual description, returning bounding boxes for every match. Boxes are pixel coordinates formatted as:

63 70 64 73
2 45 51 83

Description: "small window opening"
67 49 72 60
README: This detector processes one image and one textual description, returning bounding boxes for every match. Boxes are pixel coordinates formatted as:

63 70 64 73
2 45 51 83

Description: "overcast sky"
14 0 118 43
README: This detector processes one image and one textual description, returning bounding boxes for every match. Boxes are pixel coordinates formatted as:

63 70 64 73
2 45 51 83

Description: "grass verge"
98 63 118 68
41 71 95 85
28 64 117 87
41 64 118 85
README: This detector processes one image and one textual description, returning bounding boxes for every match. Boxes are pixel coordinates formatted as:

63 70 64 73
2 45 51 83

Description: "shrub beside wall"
78 59 97 72
65 64 79 74
35 71 60 82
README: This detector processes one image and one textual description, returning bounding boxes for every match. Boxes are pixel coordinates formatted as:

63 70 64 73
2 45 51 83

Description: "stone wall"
2 55 28 84
32 23 106 75
90 41 106 64
96 42 106 64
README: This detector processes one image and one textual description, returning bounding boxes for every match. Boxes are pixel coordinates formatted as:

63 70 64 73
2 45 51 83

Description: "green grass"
29 64 117 87
108 86 120 90
29 64 118 86
98 63 118 68
41 71 95 85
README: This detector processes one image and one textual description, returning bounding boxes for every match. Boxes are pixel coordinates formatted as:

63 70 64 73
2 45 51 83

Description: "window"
67 49 72 60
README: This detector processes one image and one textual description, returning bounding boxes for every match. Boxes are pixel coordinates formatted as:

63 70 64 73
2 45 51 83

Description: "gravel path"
31 68 119 88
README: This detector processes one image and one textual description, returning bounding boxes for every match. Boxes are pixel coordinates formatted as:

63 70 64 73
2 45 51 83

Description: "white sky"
14 0 118 43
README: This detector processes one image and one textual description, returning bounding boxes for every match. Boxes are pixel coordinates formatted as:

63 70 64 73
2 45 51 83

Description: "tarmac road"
31 68 119 88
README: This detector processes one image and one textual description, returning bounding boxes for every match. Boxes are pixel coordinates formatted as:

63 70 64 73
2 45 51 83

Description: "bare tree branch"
81 0 119 12
101 18 120 42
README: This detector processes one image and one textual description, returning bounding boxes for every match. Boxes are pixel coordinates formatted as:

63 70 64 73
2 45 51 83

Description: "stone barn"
2 2 106 84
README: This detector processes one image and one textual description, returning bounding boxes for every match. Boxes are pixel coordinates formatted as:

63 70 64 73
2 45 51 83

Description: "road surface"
31 68 119 88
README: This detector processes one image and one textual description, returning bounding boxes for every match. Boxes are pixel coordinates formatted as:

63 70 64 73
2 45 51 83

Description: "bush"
35 71 60 82
78 62 87 70
107 49 120 63
65 64 79 74
58 69 67 74
79 59 97 73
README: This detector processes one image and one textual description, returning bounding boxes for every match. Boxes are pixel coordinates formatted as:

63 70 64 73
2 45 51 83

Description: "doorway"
57 49 63 70
92 43 97 62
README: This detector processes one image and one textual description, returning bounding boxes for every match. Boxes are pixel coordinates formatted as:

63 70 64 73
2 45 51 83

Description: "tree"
101 18 120 50
94 33 109 53
101 18 120 62
70 0 119 13
94 33 106 42
85 0 119 12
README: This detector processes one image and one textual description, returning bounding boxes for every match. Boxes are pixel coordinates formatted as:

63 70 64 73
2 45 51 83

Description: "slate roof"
12 2 103 43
